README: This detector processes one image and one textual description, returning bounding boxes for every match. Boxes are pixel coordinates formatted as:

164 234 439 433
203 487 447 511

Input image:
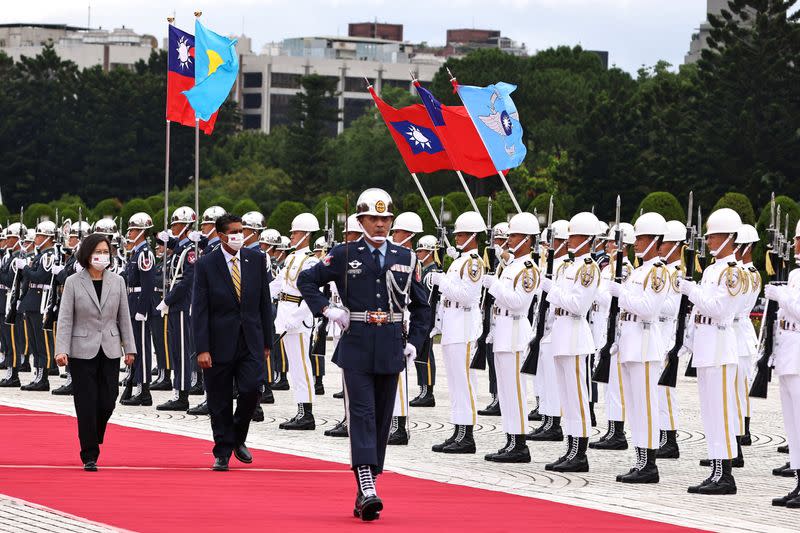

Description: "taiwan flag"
167 25 217 135
369 87 453 174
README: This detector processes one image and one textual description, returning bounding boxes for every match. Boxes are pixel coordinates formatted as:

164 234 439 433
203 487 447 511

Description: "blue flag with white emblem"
456 82 526 171
182 20 239 122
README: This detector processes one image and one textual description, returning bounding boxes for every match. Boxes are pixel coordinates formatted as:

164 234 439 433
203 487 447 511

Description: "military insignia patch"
187 250 197 265
415 263 422 282
322 254 332 266
466 258 482 282
138 251 154 272
348 260 362 269
578 264 597 288
720 266 743 296
649 266 668 293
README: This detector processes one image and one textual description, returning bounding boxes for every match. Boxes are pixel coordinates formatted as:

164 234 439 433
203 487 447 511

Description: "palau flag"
182 20 239 122
456 82 527 171
166 25 216 134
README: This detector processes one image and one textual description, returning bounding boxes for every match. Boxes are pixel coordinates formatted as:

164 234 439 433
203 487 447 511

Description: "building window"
243 114 262 130
270 94 293 128
344 98 373 127
271 72 301 89
344 77 369 93
243 72 262 88
243 93 262 109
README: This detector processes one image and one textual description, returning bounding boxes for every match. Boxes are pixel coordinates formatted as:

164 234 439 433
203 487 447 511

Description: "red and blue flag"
167 25 217 135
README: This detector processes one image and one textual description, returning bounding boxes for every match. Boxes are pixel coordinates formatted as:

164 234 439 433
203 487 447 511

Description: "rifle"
4 206 25 326
592 196 623 383
43 214 70 330
471 197 494 370
659 192 695 387
521 196 555 375
751 194 781 398
434 197 447 267
684 205 705 378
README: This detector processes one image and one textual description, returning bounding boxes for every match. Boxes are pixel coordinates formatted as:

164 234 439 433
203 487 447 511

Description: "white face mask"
91 253 111 270
226 233 244 251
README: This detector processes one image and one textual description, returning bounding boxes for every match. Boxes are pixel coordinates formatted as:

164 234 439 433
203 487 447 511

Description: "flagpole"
192 11 202 254
411 173 452 249
456 171 481 212
163 16 175 295
447 68 523 214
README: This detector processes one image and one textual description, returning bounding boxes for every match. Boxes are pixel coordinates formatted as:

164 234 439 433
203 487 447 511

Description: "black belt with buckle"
279 293 303 304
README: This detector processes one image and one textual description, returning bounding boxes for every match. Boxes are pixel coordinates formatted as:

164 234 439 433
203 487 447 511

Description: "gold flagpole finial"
194 10 203 18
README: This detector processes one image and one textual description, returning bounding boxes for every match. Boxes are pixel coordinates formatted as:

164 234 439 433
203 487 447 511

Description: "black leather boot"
657 429 680 459
545 436 574 471
333 390 345 399
773 462 794 477
388 416 409 445
442 424 476 454
272 372 290 390
589 421 612 448
314 375 324 396
22 370 49 392
410 385 435 407
51 374 74 396
696 459 736 495
156 390 190 411
527 415 563 441
260 385 274 404
477 395 501 416
0 368 21 388
121 383 153 406
618 447 659 483
528 397 542 421
773 471 800 506
279 403 315 430
251 404 264 422
324 419 349 437
592 420 627 450
353 465 382 521
741 417 752 446
432 425 458 452
188 372 204 395
187 399 210 415
485 434 530 463
779 444 789 454
151 369 173 391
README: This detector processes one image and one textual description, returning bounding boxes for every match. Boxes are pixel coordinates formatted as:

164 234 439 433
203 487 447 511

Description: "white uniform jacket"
271 246 319 334
774 269 800 376
546 253 600 357
488 255 540 353
617 257 671 364
438 251 484 345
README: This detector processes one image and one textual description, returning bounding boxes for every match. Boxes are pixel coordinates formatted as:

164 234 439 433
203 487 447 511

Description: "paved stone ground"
0 346 798 533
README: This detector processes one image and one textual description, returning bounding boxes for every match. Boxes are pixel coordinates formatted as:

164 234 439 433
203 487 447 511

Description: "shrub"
635 192 685 222
93 198 123 220
712 192 756 225
268 201 309 235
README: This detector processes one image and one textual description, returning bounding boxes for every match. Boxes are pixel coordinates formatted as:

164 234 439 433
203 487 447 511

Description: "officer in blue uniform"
156 206 197 411
298 188 430 522
150 235 172 391
120 213 156 406
19 221 60 391
0 223 28 388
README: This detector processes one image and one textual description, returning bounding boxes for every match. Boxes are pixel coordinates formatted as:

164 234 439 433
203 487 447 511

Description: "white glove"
446 246 459 259
427 272 444 286
134 313 147 322
494 244 505 258
482 275 495 289
608 281 622 298
403 344 416 361
156 300 169 316
486 331 495 344
283 316 302 331
677 278 695 296
324 306 350 330
14 258 27 269
765 284 785 303
157 230 171 243
677 345 693 359
51 264 65 275
540 276 553 293
187 231 202 243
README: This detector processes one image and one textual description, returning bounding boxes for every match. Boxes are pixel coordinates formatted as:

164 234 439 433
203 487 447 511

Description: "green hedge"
635 192 685 223
232 199 260 216
418 196 459 236
754 195 800 272
23 203 55 227
268 201 309 235
93 198 123 219
712 192 756 225
527 193 568 221
119 199 153 230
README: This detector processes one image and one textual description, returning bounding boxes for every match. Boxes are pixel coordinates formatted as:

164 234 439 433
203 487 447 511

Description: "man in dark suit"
192 213 272 471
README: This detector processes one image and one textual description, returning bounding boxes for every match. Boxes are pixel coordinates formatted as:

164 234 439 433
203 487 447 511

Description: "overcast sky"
4 0 713 73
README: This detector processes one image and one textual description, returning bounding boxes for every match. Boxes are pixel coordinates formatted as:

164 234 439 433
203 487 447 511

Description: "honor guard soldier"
528 220 569 442
297 187 430 521
677 208 744 495
325 215 364 438
0 228 6 372
482 212 540 462
479 221 509 417
386 211 424 445
270 212 320 430
656 220 687 458
427 211 486 455
93 218 119 266
608 213 670 483
260 229 283 276
149 235 172 391
0 223 28 387
766 220 800 507
271 235 294 391
260 228 284 387
242 211 266 252
540 212 601 472
591 223 635 451
310 235 328 395
119 213 156 407
156 206 197 411
18 220 59 391
733 224 760 446
50 220 90 396
410 234 439 408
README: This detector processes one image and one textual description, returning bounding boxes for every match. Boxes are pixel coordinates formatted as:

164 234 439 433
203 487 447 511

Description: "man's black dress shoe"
234 445 253 464
212 456 229 471
84 461 98 472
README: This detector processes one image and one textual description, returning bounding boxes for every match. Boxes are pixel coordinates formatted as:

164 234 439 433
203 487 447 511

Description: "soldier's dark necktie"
372 249 382 272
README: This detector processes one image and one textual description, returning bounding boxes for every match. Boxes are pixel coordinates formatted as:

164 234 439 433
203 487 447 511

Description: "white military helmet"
24 228 36 242
634 212 667 237
735 224 759 244
796 219 800 239
242 211 266 231
704 208 742 236
344 214 363 234
453 211 487 234
260 228 281 246
596 220 609 237
128 212 153 230
6 222 28 238
605 223 635 245
277 236 292 251
392 212 424 234
508 212 540 236
664 220 687 243
551 219 569 240
313 236 326 251
35 220 57 237
568 212 600 237
416 235 438 251
202 206 226 223
171 206 196 225
68 221 92 237
356 188 394 218
94 217 118 236
290 213 320 233
493 222 510 239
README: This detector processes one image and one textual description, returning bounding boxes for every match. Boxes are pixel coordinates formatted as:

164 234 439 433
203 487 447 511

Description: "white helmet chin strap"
456 233 477 251
419 251 432 263
509 236 530 255
664 241 680 262
710 233 734 257
394 233 415 246
635 237 659 259
554 240 566 256
568 236 592 255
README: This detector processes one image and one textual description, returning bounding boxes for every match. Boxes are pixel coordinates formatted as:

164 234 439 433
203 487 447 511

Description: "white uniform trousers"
495 350 528 435
603 352 625 422
621 361 660 449
780 375 800 469
392 369 409 417
282 331 313 405
554 354 591 438
442 342 479 425
734 356 751 435
697 364 739 460
536 348 562 417
658 376 679 432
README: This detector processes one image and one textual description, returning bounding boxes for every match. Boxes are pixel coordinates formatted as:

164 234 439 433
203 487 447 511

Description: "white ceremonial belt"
127 287 142 294
350 311 404 325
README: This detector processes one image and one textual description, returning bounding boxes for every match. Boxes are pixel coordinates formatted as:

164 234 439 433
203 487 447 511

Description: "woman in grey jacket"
55 233 136 471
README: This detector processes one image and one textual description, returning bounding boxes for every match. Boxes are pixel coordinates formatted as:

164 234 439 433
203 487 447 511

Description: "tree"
268 201 309 235
93 198 122 219
24 203 55 227
0 204 10 223
120 198 153 229
527 193 568 221
713 192 756 225
445 192 472 215
401 193 422 213
418 196 458 235
232 198 259 216
635 192 685 222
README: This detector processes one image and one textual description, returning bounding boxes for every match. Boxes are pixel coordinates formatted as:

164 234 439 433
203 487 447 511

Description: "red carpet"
0 405 704 532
